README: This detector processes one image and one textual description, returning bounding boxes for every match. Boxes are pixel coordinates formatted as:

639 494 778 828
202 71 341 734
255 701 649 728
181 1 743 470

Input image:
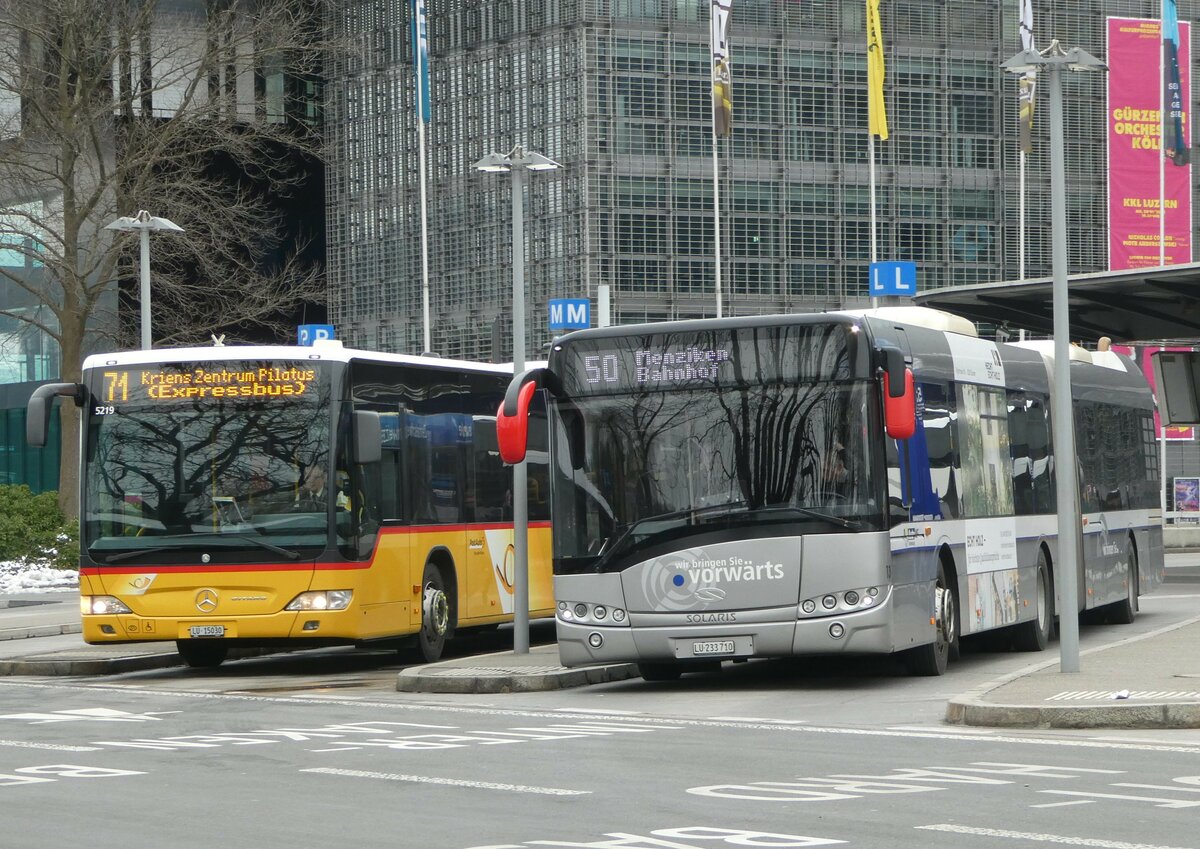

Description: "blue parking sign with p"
549 298 590 331
298 324 336 346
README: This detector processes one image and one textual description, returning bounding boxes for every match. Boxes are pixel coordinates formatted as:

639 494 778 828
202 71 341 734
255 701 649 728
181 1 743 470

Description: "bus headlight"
285 590 353 611
81 596 132 616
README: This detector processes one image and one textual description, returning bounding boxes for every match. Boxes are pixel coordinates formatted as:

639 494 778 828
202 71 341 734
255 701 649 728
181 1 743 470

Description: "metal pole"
418 120 432 353
139 227 152 350
1048 62 1080 673
710 131 723 318
511 164 529 655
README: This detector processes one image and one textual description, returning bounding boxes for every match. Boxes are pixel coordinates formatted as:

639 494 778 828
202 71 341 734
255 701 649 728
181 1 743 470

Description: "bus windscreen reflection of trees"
595 325 870 531
87 399 330 543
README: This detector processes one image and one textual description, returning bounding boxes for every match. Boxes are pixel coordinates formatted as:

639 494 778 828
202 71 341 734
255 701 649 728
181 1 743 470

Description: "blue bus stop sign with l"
549 298 590 331
869 261 918 297
298 324 336 346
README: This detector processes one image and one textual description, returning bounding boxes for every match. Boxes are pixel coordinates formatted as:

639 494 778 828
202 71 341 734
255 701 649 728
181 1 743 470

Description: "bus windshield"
551 380 884 573
82 360 334 561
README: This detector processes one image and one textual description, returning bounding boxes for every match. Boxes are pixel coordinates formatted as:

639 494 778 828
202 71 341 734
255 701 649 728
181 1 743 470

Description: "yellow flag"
867 0 888 140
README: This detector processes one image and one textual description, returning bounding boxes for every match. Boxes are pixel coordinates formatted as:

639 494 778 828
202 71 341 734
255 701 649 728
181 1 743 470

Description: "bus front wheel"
905 561 956 677
418 563 451 662
176 640 228 669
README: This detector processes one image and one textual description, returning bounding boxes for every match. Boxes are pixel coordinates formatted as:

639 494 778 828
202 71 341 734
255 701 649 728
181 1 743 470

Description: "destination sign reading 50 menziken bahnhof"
97 362 321 403
558 324 858 396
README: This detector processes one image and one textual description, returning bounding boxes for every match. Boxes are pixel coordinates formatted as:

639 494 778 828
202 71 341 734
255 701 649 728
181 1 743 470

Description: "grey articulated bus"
497 307 1163 680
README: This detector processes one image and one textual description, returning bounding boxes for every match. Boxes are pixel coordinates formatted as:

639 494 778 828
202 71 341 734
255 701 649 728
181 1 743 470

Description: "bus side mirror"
1152 350 1200 425
498 367 562 465
497 380 537 464
352 410 382 464
26 383 84 448
883 368 916 440
884 347 907 398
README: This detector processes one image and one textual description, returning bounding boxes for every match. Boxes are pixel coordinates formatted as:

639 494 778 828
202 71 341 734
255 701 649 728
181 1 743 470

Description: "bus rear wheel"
1013 549 1053 652
176 640 228 669
905 561 955 677
418 563 451 663
1105 540 1138 625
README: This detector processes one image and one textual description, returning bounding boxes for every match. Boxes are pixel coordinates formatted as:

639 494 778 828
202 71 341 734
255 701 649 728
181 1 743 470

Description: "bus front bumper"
556 593 896 668
81 608 369 644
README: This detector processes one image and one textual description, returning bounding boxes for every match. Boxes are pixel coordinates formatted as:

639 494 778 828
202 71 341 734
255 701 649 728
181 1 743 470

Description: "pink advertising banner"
1107 17 1193 270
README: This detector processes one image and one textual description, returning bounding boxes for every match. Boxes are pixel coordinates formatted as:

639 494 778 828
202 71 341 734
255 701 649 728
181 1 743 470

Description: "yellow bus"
27 342 553 667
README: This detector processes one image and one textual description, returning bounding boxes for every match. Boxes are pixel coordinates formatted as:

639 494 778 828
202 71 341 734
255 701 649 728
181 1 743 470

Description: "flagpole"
1019 151 1026 280
413 0 432 353
418 121 431 352
712 130 723 319
1018 1 1034 282
868 133 878 308
710 0 731 319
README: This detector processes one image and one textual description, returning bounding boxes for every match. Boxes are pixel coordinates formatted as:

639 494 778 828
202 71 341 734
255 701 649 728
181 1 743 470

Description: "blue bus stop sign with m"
298 324 336 346
869 261 918 297
549 298 590 331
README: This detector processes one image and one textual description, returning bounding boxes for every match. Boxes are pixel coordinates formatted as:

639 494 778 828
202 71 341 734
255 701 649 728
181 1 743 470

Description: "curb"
945 699 1200 729
0 624 82 642
946 614 1200 729
397 661 640 693
0 651 181 677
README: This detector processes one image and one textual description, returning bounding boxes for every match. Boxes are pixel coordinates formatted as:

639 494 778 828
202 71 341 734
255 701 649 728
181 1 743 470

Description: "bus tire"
1106 539 1138 625
637 662 682 682
1012 548 1053 652
905 560 955 677
418 562 452 662
176 640 228 669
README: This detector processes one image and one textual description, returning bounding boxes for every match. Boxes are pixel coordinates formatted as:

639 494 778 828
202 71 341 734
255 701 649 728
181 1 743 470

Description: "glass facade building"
326 0 1200 362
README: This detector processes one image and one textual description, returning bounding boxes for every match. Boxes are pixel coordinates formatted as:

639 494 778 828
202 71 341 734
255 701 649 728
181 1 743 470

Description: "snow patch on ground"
0 560 79 595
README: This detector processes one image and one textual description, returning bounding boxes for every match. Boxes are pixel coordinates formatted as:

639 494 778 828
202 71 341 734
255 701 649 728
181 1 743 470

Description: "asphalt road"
3 592 1200 849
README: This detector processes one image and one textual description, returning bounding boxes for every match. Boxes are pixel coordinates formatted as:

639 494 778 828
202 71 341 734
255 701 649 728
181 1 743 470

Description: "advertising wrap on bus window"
1112 344 1196 440
1107 16 1193 270
1174 476 1200 522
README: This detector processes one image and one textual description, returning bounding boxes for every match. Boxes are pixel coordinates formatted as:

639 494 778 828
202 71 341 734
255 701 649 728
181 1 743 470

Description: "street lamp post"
105 210 185 350
472 145 562 654
1002 40 1106 674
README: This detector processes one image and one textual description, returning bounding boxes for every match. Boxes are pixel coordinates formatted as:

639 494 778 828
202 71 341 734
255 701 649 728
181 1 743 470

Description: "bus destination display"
560 323 858 396
98 364 319 404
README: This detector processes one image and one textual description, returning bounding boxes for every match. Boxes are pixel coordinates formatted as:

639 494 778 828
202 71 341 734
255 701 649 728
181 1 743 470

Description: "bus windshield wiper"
102 547 174 564
592 500 747 572
227 535 301 561
755 504 861 530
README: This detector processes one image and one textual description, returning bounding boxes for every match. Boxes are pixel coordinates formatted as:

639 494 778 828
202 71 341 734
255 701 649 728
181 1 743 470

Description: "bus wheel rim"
936 585 954 646
423 585 449 637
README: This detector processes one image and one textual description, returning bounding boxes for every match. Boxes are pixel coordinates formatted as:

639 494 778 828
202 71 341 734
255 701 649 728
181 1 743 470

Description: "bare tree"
0 0 327 516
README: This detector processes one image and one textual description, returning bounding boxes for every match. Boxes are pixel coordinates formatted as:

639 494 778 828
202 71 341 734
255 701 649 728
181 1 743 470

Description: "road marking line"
553 708 643 715
0 739 101 752
1030 800 1095 808
1113 783 1200 794
917 823 1193 848
887 725 997 734
1040 790 1200 808
707 717 808 724
300 767 590 796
